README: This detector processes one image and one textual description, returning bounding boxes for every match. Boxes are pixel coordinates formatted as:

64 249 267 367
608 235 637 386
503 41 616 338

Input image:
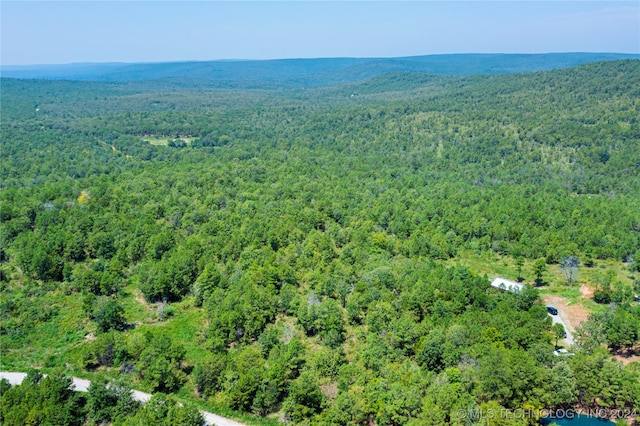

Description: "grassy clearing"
143 136 170 146
142 136 194 146
135 299 210 366
115 282 211 366
448 250 637 316
119 283 155 324
449 250 635 288
0 289 88 371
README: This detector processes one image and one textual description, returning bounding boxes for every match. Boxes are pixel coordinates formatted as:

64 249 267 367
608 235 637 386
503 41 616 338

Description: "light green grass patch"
143 136 194 146
449 250 634 288
120 282 155 324
143 136 170 146
558 288 582 299
0 289 88 371
123 295 209 366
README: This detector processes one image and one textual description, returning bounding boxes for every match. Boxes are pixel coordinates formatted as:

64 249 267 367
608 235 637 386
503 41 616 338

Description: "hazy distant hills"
2 53 638 88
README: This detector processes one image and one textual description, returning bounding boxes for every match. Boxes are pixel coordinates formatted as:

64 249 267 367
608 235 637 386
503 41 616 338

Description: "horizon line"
3 51 639 68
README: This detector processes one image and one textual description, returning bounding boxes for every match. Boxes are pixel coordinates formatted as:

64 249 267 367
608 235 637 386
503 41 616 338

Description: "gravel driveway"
548 308 575 346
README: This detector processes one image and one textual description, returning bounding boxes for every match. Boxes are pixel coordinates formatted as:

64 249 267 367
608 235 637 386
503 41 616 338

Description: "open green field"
142 136 194 146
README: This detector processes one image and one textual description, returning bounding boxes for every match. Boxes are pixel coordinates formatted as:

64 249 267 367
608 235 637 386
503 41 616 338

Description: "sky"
1 1 639 65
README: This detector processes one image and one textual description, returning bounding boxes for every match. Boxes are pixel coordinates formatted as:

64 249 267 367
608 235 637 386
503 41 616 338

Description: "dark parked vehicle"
546 305 558 315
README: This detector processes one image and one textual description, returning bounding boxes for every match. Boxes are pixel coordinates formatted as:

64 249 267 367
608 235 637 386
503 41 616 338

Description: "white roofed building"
490 277 526 294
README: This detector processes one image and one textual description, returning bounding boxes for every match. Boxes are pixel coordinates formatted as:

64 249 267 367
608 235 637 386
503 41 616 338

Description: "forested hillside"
1 60 639 425
2 52 638 86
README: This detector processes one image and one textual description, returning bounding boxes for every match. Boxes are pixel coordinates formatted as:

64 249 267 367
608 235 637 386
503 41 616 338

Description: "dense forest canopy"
1 59 639 425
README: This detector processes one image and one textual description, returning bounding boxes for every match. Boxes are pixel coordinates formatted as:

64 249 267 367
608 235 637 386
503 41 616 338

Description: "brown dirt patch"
612 346 640 365
580 284 594 299
614 354 640 365
542 294 590 333
133 289 149 307
320 382 338 402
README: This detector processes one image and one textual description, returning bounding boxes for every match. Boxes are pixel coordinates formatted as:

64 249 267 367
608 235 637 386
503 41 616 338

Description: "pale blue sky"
1 1 638 65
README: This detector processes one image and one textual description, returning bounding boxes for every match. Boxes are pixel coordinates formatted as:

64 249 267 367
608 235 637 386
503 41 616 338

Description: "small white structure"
490 277 525 294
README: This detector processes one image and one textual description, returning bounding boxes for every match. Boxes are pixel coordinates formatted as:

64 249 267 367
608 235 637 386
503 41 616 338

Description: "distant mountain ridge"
2 53 638 88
